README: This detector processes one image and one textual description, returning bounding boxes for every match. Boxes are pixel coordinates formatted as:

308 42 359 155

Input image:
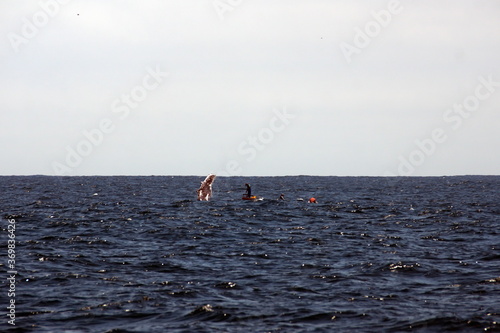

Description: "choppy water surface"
1 176 499 332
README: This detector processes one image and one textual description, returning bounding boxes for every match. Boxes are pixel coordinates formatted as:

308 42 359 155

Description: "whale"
197 174 216 201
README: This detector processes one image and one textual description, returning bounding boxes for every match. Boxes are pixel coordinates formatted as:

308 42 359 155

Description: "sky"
1 0 499 176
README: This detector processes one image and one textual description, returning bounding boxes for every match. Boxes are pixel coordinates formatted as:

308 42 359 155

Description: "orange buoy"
308 197 317 203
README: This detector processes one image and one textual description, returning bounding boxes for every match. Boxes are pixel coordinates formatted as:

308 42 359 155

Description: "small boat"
242 195 263 201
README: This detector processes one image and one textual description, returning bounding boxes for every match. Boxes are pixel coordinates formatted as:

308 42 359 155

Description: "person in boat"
244 183 252 198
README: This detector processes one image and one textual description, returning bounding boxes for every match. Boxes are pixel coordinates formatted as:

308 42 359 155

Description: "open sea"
1 175 499 332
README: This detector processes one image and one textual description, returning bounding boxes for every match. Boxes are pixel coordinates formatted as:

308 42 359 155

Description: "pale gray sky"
1 0 499 176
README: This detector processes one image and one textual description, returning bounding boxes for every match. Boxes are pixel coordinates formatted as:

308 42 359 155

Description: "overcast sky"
1 0 499 176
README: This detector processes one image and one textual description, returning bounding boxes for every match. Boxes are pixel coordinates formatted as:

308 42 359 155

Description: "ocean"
1 175 499 332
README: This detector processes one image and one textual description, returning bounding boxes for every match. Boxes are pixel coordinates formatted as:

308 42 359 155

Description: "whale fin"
197 174 216 201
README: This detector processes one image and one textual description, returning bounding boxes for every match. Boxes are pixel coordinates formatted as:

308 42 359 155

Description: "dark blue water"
1 176 499 332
